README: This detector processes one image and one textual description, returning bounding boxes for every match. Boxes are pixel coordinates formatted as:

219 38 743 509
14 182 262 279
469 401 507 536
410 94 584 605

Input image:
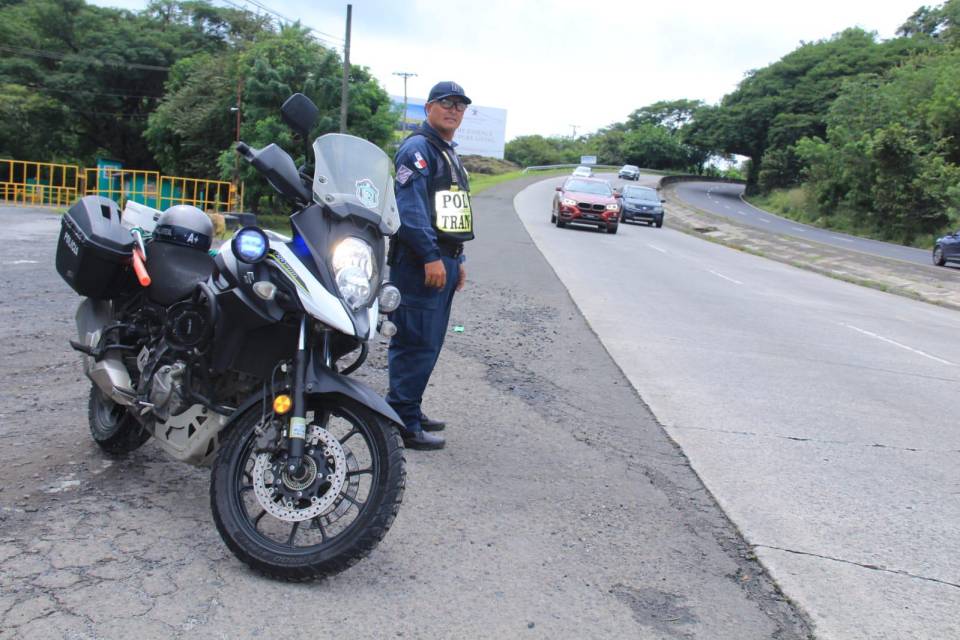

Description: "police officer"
385 81 475 451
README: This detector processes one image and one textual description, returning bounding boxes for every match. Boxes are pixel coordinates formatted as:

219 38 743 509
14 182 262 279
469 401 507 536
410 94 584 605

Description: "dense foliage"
691 0 960 244
505 99 718 175
0 0 396 212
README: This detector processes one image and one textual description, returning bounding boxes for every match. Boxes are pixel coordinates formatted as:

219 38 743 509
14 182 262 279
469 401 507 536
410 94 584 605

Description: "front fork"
285 317 333 475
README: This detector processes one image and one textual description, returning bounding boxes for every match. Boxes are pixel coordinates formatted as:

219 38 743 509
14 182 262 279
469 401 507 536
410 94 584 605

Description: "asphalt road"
0 198 811 639
516 175 960 639
672 181 933 266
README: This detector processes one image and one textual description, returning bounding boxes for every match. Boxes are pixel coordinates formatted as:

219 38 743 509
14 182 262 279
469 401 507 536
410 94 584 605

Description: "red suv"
551 178 621 234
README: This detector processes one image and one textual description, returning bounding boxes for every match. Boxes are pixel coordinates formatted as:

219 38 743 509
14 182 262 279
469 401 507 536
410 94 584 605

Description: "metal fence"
0 159 80 207
1 158 242 212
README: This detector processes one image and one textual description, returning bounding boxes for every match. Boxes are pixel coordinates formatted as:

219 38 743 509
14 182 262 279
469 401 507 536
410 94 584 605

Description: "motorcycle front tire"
210 397 405 581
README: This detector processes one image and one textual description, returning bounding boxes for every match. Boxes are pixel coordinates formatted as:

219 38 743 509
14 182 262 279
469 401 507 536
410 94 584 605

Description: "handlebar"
235 141 253 160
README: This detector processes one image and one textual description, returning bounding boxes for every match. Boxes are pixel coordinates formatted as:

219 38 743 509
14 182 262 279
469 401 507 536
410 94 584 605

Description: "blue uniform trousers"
386 255 460 434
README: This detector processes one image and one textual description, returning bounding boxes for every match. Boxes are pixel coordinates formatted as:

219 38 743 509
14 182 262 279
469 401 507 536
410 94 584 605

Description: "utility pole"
392 71 417 133
569 124 579 139
339 4 352 133
230 77 244 209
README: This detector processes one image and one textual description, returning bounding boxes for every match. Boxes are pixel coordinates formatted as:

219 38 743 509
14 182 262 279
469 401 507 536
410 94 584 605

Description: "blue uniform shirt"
393 123 461 264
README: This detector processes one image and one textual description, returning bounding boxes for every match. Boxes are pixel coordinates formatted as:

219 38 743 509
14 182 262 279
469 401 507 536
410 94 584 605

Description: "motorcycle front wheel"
210 397 405 581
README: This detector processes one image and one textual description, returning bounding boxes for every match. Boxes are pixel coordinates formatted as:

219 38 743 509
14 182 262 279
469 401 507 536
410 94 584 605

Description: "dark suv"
933 230 960 266
619 185 665 227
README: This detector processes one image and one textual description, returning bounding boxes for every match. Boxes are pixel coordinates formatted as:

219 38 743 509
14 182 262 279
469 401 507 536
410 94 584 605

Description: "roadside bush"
461 155 519 175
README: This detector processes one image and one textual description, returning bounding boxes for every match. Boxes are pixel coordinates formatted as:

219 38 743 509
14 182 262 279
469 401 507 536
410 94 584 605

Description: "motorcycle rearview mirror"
281 93 319 179
281 93 319 138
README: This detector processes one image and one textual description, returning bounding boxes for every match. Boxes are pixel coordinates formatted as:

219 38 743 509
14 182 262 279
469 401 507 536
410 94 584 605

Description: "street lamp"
392 71 417 133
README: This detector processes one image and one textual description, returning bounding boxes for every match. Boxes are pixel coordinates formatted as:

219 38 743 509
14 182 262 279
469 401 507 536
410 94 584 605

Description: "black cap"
427 81 472 105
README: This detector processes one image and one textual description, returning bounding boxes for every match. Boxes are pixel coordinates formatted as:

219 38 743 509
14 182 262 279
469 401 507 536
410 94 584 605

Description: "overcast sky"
93 0 929 140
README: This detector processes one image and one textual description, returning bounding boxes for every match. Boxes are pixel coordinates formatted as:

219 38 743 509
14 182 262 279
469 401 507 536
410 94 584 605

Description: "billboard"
392 96 508 159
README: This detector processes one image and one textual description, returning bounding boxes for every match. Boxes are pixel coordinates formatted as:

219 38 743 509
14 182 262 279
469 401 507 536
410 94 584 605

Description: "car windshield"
622 166 638 171
565 180 611 195
312 133 399 234
623 187 658 202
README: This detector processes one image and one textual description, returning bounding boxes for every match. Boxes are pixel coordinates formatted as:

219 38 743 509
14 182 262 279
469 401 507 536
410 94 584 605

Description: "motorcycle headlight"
332 237 376 310
378 283 401 313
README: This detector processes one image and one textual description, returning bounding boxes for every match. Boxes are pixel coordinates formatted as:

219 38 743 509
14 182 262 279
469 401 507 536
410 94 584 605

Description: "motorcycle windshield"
312 134 400 234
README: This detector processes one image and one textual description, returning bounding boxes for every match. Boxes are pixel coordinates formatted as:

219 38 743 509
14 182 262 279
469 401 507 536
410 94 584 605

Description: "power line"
0 45 170 72
216 0 345 50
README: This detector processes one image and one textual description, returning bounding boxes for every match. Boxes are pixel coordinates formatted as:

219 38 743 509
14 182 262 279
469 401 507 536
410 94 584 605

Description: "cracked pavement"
0 196 812 640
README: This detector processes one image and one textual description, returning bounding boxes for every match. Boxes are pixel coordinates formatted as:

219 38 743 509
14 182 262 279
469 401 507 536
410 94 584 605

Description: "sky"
91 0 930 140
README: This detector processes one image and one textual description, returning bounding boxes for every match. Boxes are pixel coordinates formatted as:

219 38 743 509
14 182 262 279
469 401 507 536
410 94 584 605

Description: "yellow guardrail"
82 167 160 209
0 159 80 207
159 175 238 212
1 158 242 212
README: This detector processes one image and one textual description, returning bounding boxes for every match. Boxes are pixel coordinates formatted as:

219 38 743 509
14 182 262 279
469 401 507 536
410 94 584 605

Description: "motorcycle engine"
165 300 211 351
149 361 191 421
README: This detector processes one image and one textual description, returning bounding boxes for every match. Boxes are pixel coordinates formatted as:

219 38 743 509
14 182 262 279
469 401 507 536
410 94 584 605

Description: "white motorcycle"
55 93 406 580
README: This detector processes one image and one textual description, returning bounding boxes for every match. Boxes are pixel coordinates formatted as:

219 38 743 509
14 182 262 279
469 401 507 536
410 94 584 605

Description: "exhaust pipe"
75 299 137 407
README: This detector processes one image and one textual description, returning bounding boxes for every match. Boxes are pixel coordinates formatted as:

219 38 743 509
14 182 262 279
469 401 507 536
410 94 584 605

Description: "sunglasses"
434 97 468 112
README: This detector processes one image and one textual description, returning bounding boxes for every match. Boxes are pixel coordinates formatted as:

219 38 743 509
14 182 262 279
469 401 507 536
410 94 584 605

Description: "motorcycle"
54 93 406 581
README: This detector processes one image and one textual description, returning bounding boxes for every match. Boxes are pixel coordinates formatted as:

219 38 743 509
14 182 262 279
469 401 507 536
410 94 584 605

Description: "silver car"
572 166 593 178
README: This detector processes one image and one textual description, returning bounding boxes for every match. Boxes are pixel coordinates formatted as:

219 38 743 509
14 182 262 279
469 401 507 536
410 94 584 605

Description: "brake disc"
251 424 348 522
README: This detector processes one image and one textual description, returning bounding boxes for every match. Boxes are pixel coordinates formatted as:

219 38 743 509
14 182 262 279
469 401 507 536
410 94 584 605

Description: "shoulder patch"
397 137 432 176
396 164 414 185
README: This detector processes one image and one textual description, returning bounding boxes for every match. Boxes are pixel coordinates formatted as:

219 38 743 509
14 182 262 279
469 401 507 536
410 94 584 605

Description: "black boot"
403 430 445 450
420 414 446 432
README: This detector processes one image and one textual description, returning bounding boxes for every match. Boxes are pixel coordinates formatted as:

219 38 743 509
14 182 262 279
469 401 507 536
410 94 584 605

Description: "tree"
626 99 705 132
693 28 929 189
0 0 257 167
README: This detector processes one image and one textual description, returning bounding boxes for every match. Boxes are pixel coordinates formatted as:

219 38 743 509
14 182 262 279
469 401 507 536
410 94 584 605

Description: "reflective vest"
413 132 475 245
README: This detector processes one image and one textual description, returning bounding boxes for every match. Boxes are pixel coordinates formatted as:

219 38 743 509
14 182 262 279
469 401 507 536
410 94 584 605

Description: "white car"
572 166 593 178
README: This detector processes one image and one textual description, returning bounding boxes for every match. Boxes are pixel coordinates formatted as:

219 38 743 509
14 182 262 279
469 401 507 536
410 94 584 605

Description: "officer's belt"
437 242 464 258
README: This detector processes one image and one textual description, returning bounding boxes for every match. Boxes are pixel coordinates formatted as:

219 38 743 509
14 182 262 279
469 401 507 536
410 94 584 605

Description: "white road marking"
757 218 771 223
791 226 805 232
841 323 955 366
5 260 38 265
646 243 667 254
724 204 732 209
832 235 854 243
707 269 743 285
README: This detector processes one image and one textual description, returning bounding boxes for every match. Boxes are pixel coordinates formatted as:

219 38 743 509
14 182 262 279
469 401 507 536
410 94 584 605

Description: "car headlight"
606 203 620 211
332 237 376 310
561 198 577 207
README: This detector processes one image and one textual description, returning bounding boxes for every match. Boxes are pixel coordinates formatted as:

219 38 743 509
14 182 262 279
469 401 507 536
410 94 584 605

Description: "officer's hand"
424 260 446 289
456 265 466 291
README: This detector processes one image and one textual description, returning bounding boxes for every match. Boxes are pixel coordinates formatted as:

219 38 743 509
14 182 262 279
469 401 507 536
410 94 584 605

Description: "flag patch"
413 152 428 170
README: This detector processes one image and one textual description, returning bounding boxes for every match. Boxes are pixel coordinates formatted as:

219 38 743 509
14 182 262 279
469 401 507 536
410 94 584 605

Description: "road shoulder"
660 182 960 311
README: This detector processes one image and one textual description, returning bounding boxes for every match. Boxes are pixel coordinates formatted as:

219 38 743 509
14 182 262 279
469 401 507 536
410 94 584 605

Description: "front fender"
215 361 402 443
304 362 402 428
